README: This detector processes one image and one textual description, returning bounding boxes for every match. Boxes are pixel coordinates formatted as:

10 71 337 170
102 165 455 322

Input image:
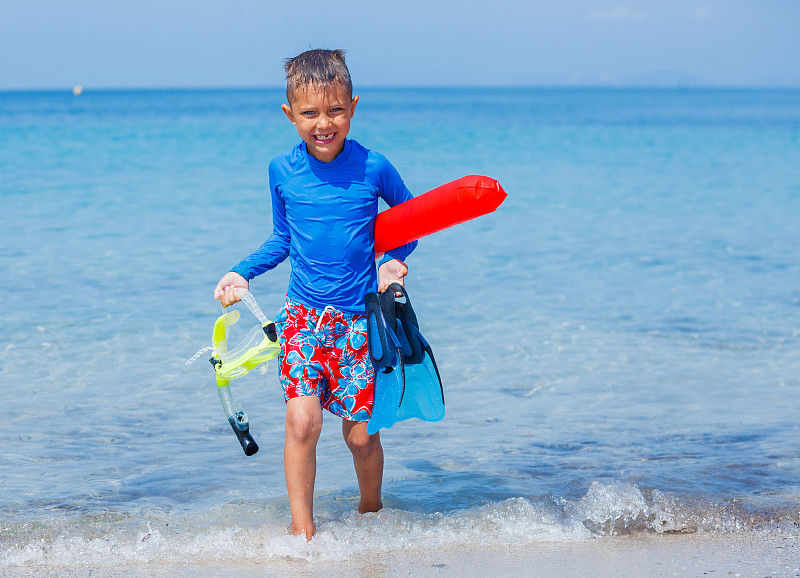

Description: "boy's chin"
307 141 345 161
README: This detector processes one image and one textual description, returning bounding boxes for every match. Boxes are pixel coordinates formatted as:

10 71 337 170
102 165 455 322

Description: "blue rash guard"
231 139 417 314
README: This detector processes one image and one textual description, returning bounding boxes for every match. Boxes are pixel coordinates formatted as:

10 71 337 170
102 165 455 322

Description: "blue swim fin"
366 284 444 435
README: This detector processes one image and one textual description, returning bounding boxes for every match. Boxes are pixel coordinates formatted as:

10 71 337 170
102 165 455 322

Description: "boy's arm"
231 178 291 272
214 181 290 305
377 157 418 264
230 184 291 279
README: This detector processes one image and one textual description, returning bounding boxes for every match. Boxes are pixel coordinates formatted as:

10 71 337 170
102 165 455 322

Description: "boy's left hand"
378 259 408 294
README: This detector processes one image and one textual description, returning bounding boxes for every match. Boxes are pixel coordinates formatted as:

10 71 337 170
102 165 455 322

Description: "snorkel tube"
187 289 279 456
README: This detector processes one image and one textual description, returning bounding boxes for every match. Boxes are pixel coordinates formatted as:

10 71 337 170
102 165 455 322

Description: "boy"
213 49 416 539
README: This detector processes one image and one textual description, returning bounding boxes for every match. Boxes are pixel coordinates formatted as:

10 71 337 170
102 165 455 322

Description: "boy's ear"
350 95 359 117
281 103 296 125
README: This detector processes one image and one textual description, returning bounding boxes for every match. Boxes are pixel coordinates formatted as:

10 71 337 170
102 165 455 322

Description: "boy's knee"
345 427 381 460
285 403 322 445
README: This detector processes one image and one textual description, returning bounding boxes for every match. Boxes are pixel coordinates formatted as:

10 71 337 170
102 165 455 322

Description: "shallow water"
1 87 799 570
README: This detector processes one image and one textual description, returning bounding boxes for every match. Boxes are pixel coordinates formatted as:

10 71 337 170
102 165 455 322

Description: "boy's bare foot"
290 522 316 541
358 499 383 514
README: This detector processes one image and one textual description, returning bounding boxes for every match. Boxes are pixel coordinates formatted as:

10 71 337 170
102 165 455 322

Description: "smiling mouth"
314 133 336 144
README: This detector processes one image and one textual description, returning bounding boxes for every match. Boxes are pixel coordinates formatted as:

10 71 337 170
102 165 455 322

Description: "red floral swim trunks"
274 298 374 421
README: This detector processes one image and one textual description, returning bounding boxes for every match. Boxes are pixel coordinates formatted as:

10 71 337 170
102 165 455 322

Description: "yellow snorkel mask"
186 288 280 456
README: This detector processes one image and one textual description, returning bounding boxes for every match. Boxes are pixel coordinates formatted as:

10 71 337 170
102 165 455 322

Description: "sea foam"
2 482 796 570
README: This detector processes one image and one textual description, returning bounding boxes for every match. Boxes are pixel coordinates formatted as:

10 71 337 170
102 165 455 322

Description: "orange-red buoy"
374 175 507 253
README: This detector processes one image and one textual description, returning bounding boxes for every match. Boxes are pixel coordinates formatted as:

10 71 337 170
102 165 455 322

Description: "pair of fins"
366 283 444 435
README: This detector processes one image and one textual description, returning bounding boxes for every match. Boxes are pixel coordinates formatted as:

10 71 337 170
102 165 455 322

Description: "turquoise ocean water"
1 88 799 570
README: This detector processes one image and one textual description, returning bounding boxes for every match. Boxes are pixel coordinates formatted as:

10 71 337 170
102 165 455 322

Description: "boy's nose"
317 114 332 128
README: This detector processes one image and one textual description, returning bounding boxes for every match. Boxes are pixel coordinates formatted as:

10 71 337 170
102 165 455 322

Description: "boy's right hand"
214 271 249 307
378 258 408 295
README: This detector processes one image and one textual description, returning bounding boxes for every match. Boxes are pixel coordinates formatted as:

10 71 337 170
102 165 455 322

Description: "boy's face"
282 84 358 163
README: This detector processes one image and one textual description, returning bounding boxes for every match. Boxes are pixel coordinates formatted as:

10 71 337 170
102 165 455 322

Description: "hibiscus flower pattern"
276 298 374 421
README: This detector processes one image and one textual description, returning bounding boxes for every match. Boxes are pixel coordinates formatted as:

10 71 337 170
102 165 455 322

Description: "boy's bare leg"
284 396 323 539
342 420 384 513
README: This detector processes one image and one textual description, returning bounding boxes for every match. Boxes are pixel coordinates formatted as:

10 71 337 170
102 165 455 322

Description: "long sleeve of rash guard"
230 184 291 279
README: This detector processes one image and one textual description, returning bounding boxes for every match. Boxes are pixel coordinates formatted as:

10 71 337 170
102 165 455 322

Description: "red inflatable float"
374 175 507 253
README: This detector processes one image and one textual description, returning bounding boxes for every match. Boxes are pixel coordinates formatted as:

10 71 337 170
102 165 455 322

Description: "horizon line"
3 83 800 94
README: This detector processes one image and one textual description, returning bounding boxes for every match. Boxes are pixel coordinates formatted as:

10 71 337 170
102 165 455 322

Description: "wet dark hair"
284 49 353 102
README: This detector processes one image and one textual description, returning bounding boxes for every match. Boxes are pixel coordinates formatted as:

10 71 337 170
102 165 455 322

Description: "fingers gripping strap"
380 284 425 365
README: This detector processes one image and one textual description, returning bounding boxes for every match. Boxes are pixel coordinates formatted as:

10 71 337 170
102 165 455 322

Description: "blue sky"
1 0 798 89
